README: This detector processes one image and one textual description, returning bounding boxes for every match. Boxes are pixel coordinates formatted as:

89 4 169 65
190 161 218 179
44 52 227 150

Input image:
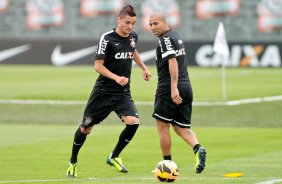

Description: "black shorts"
81 88 139 128
152 85 193 128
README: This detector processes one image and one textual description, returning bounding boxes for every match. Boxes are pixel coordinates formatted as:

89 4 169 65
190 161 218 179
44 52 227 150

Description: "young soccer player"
67 4 151 177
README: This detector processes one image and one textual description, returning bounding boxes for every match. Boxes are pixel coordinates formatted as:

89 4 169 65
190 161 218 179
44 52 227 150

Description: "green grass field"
0 125 281 184
0 65 282 184
1 65 282 101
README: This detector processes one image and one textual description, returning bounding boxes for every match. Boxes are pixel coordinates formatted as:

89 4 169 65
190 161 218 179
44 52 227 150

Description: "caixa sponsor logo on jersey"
176 48 186 56
196 44 281 67
115 52 134 59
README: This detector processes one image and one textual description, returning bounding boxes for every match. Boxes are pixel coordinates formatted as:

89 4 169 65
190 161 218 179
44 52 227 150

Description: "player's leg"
106 96 139 173
67 125 93 178
67 88 112 177
107 116 139 173
157 120 172 160
173 126 206 173
111 116 139 159
70 125 94 163
173 126 199 147
152 97 176 160
172 101 206 174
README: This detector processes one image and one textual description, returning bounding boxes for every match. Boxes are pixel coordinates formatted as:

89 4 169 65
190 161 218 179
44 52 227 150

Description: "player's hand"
115 76 129 86
143 69 151 81
171 88 182 105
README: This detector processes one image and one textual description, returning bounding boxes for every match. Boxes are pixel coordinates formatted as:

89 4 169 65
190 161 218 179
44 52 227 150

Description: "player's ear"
117 16 121 24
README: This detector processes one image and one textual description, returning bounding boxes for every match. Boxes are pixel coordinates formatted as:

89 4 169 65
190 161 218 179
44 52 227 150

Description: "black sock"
163 155 172 160
193 144 201 154
111 124 139 158
70 127 87 163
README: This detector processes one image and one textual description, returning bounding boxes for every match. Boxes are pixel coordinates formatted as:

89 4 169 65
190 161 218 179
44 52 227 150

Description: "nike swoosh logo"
133 49 155 65
172 172 179 176
51 45 97 66
0 45 31 62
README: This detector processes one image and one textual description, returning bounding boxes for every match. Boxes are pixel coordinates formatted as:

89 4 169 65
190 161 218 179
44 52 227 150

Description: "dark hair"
118 4 136 18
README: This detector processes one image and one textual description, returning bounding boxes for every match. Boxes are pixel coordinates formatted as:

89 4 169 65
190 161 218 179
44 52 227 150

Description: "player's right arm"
94 59 128 86
95 31 128 86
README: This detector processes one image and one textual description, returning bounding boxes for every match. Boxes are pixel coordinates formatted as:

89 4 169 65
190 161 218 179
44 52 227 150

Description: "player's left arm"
160 35 182 105
168 57 182 105
133 50 151 81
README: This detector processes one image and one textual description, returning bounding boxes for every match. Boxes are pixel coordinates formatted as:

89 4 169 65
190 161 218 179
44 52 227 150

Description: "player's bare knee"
173 125 190 137
173 125 181 135
80 125 93 135
123 116 139 125
129 118 139 125
174 129 181 137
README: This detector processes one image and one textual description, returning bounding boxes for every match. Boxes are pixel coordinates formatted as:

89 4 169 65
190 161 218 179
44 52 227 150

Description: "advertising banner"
187 42 281 67
0 39 281 67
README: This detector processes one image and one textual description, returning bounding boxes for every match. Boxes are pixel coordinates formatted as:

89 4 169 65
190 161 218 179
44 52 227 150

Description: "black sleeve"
95 34 110 60
159 36 176 61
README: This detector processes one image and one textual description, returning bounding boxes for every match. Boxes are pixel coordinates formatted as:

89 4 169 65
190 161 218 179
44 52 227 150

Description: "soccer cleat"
195 147 206 174
67 162 77 178
106 156 128 173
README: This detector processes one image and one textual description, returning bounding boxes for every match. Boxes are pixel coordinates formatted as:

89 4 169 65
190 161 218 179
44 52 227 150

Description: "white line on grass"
0 177 279 183
0 96 281 106
0 99 85 105
256 178 282 184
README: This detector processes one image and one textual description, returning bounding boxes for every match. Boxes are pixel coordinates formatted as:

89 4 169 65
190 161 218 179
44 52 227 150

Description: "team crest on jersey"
130 37 136 48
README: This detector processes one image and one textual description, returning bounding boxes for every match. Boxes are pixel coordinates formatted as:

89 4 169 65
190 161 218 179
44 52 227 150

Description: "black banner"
0 39 281 67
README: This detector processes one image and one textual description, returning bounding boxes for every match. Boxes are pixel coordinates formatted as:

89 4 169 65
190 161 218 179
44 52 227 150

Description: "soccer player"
149 12 206 174
67 5 151 177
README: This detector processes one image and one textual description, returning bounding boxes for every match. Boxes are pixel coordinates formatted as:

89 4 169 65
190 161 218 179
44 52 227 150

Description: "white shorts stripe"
173 120 190 128
153 113 173 122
